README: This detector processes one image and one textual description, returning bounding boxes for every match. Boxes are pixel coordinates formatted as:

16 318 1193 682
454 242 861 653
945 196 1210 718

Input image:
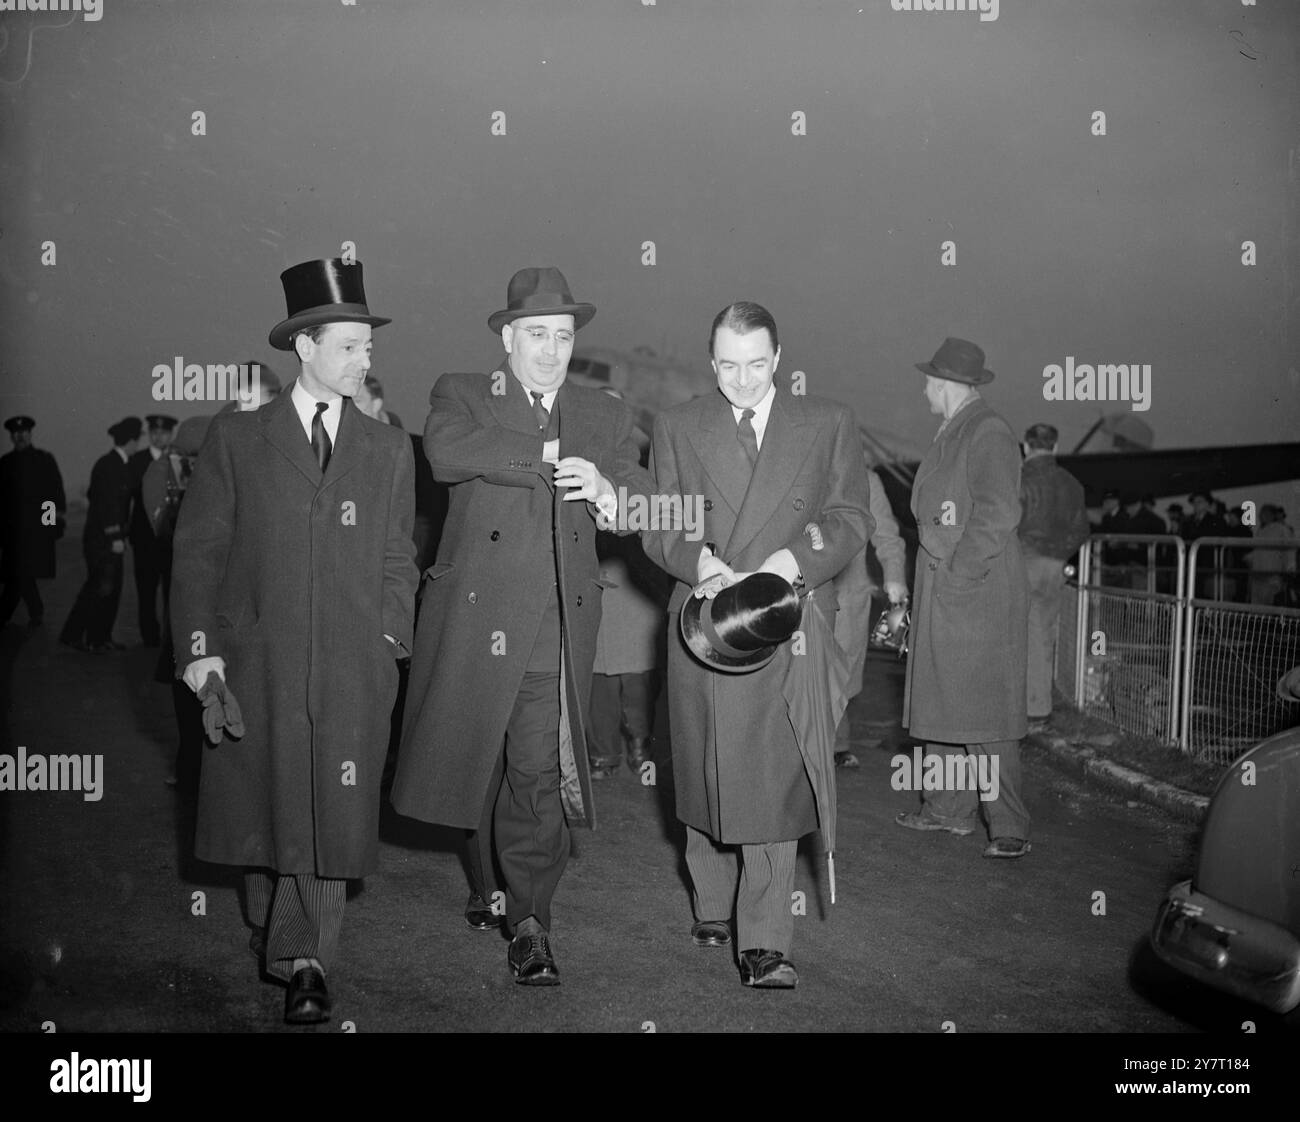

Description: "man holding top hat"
0 416 66 628
895 338 1031 858
59 416 141 652
171 258 418 1024
641 301 871 989
128 413 177 646
392 267 654 986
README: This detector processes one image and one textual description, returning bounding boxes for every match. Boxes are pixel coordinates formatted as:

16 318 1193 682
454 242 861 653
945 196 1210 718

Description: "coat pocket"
423 561 455 583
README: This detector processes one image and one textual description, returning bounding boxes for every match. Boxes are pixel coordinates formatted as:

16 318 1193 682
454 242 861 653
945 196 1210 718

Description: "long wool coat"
643 386 871 844
171 392 418 879
0 446 65 579
391 371 654 830
902 395 1027 745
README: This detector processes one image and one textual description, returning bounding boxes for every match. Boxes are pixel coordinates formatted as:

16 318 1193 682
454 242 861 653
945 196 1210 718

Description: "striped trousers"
244 870 346 983
685 827 798 956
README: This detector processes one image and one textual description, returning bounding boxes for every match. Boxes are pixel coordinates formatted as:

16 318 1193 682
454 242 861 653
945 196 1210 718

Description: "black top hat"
4 415 34 433
145 414 178 431
268 259 392 351
108 417 143 444
680 573 802 674
915 337 995 385
488 267 596 335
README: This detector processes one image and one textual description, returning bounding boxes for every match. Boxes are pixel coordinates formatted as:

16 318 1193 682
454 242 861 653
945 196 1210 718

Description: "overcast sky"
1 0 1297 500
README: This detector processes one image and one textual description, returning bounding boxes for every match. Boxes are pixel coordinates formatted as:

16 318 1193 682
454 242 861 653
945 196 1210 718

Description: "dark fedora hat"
915 337 995 385
680 572 802 674
269 259 391 351
488 267 596 335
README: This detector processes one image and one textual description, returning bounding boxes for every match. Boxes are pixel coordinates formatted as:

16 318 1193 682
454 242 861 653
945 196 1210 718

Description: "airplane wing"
1057 443 1300 506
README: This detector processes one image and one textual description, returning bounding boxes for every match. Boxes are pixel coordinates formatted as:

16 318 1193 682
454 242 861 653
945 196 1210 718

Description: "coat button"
576 595 583 607
928 560 937 571
573 531 579 542
932 516 941 525
490 530 500 541
468 592 478 603
793 498 805 511
704 499 713 512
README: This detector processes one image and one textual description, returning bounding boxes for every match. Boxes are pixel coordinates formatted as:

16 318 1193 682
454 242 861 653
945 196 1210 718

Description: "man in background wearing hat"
641 301 871 988
1018 423 1089 733
0 416 66 628
171 258 418 1024
393 267 653 986
896 338 1031 858
127 414 177 646
59 416 141 653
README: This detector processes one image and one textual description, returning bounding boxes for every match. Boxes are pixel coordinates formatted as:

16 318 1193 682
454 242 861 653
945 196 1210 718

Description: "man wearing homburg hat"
59 416 141 652
171 259 418 1023
392 267 654 985
127 413 177 646
0 416 66 628
895 338 1031 858
641 301 871 988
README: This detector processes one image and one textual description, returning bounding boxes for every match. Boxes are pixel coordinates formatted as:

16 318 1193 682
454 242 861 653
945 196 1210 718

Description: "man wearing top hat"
59 416 141 652
393 267 654 986
0 416 66 628
895 338 1031 858
127 414 177 646
641 300 872 989
171 258 418 1024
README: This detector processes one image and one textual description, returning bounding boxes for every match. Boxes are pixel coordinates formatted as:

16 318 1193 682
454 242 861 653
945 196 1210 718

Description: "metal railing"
1179 538 1300 763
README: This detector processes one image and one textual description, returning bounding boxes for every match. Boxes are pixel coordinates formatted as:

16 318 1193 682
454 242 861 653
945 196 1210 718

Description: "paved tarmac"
1 524 1290 1033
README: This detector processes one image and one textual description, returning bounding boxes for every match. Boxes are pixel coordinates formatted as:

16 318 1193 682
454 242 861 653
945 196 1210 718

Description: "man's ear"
772 346 781 376
500 323 514 354
293 333 314 364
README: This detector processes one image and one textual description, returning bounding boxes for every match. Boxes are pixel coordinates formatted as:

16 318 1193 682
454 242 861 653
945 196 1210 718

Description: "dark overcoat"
0 447 65 579
170 391 418 878
391 370 654 830
83 448 133 564
642 386 871 844
902 395 1027 744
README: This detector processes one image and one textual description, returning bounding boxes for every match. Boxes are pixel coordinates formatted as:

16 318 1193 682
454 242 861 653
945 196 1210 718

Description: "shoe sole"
984 843 1032 859
895 814 974 837
285 1003 330 1024
511 967 561 986
465 915 500 931
692 935 731 948
742 967 799 989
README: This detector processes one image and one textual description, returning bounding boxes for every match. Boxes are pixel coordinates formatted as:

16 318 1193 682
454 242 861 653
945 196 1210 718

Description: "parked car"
1149 667 1300 1014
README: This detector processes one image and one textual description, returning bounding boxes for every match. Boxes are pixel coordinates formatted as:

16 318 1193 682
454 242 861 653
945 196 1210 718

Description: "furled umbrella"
782 587 852 903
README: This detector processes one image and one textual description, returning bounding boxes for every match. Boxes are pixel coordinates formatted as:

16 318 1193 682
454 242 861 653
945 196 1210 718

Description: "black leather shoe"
464 892 500 931
625 736 652 772
739 948 799 989
285 966 331 1024
507 932 560 986
690 919 732 948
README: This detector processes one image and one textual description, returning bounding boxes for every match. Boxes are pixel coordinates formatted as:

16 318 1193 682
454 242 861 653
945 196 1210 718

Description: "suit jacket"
902 395 1027 743
391 370 655 830
642 384 871 843
170 390 418 878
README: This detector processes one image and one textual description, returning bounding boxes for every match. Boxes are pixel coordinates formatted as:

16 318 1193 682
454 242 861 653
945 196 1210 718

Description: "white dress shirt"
291 378 343 446
730 381 777 450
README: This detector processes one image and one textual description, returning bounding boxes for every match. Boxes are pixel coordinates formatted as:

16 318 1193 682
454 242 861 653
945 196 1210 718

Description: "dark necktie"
531 391 551 435
737 408 758 468
310 401 332 472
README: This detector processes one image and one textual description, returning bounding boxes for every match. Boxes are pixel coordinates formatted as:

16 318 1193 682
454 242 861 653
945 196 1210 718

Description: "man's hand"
758 548 801 586
183 655 227 693
110 540 125 555
542 439 560 466
555 456 614 505
884 580 909 604
695 545 737 599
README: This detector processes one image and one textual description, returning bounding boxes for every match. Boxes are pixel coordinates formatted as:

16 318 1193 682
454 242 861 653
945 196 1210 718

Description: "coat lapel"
317 399 370 492
684 391 751 516
724 390 816 561
261 389 323 487
487 367 544 437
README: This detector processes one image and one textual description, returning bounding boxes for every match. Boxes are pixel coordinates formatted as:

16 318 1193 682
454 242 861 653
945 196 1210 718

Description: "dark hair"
708 301 779 356
1023 423 1058 451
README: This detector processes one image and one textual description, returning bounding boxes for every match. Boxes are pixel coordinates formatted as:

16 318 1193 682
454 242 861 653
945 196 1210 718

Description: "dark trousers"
686 827 799 955
587 670 655 766
132 541 164 644
466 670 567 933
0 576 43 624
60 550 123 645
920 739 1031 840
244 870 347 983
